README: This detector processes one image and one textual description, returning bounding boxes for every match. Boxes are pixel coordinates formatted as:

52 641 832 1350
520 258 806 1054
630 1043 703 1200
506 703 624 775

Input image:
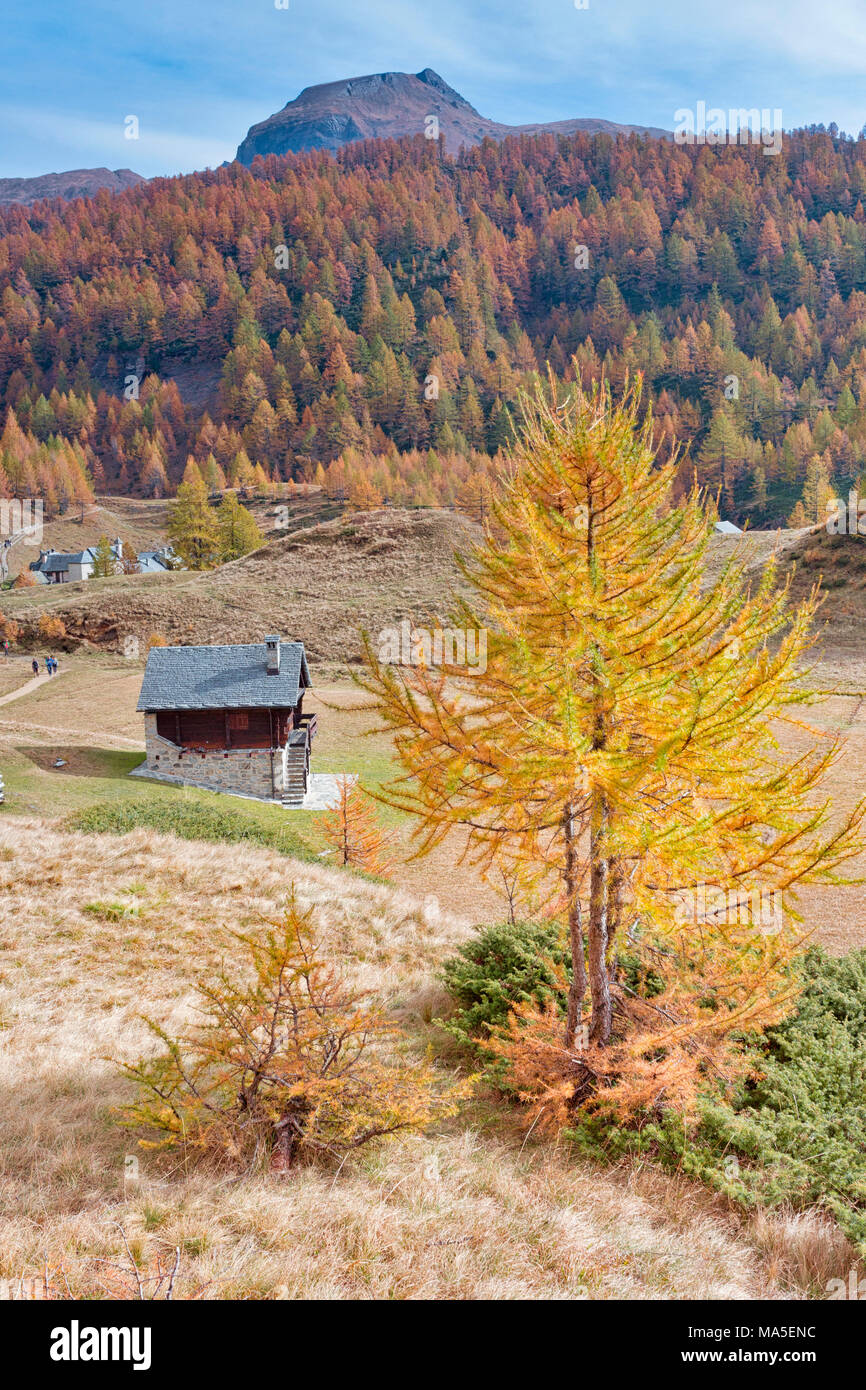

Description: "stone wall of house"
143 713 284 799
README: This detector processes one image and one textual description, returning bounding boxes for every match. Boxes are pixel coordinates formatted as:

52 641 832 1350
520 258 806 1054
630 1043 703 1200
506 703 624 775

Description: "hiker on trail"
31 659 39 676
51 656 58 675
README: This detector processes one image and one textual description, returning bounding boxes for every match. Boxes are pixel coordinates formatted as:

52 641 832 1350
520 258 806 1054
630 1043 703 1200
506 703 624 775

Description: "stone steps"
282 748 309 806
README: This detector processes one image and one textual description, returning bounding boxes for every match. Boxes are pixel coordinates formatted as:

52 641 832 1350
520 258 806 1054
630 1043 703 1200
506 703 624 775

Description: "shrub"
116 896 467 1170
567 948 866 1258
37 613 66 640
439 919 663 1056
147 632 168 650
440 918 570 1051
64 797 314 861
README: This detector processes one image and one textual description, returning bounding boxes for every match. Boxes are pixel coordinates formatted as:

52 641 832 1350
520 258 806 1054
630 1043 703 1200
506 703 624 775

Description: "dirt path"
0 671 63 708
0 717 141 749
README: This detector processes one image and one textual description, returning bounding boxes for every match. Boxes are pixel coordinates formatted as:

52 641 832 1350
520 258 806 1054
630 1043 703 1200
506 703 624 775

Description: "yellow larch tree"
358 371 865 1118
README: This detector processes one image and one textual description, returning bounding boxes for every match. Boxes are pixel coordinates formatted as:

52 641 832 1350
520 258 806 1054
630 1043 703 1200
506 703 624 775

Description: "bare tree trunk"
588 795 612 1045
605 858 624 973
563 800 587 1049
584 486 613 1045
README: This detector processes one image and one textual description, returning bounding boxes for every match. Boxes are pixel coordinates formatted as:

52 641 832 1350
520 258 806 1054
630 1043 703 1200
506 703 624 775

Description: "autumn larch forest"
3 126 866 524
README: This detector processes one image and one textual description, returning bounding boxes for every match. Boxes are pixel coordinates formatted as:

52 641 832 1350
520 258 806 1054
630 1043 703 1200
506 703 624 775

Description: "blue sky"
3 0 866 178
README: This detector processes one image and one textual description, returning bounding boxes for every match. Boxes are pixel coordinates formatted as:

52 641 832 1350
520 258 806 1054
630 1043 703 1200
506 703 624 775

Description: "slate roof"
31 548 95 573
42 551 90 572
137 640 311 712
137 552 172 574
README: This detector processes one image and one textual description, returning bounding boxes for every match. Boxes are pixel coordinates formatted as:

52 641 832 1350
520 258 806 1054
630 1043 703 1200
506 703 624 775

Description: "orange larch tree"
317 775 392 877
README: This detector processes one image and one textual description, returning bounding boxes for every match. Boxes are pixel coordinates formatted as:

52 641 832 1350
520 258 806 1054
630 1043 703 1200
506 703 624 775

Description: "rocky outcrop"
236 68 669 163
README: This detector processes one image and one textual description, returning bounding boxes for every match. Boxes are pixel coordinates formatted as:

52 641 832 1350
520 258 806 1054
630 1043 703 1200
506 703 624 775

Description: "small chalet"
136 636 315 805
30 539 178 584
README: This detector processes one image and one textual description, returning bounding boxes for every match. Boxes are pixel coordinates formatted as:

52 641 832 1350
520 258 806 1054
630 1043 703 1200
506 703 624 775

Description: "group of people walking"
31 656 59 677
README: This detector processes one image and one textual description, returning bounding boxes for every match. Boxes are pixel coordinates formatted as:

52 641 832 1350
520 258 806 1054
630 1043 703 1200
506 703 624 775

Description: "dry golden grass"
0 658 33 700
748 1208 859 1295
0 817 855 1300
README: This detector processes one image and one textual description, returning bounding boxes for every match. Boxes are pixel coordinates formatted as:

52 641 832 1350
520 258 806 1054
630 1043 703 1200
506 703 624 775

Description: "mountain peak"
236 68 668 164
414 68 469 101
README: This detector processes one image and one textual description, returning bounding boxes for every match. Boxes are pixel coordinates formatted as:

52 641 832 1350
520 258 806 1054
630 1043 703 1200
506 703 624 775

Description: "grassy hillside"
1 518 866 1297
1 507 480 672
9 507 866 688
0 816 850 1300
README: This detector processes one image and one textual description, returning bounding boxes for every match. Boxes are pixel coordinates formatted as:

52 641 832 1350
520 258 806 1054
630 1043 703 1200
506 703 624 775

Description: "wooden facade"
156 696 306 752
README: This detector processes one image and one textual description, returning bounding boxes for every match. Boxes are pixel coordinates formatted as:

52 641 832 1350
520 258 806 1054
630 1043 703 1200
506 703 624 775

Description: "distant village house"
29 539 179 584
136 635 316 805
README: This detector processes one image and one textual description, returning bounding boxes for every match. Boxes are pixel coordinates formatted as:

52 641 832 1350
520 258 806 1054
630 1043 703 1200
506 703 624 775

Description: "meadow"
2 514 866 1299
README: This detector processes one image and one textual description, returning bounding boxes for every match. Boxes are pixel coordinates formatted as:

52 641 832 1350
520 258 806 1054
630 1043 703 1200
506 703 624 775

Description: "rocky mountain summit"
236 68 668 162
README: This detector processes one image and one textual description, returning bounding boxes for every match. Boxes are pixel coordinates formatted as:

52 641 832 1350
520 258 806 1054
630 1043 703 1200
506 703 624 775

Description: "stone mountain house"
136 636 316 806
29 539 178 584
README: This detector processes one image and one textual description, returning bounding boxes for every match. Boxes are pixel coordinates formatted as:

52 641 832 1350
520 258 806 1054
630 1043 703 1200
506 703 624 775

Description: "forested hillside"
3 127 866 524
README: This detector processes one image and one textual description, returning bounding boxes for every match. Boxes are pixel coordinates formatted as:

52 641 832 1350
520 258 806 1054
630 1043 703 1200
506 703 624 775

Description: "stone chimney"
265 635 281 675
